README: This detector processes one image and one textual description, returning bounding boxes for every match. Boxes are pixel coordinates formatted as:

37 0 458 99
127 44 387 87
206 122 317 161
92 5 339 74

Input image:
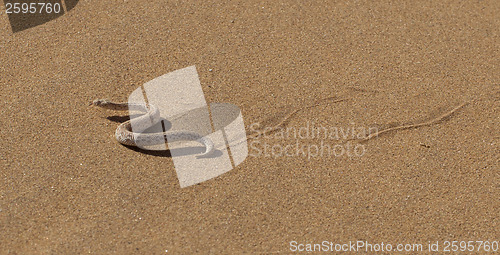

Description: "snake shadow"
122 144 224 158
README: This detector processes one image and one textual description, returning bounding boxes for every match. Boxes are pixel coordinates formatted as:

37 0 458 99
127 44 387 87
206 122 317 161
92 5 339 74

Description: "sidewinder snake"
92 99 214 157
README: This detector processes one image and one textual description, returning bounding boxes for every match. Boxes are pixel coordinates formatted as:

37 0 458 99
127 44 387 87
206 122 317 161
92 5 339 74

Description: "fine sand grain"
1 1 498 254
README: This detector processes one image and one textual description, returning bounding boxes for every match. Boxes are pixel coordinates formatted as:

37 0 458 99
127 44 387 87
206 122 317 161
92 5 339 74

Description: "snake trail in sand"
92 99 214 157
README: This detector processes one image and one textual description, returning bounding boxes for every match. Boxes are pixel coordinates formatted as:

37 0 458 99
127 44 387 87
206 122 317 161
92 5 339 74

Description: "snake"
92 99 214 157
93 96 466 158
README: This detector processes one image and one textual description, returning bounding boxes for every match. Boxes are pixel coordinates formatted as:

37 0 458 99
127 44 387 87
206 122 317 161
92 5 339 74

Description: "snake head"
92 99 110 107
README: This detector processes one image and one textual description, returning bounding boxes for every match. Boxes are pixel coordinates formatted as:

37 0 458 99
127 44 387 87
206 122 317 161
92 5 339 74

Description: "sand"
0 0 498 253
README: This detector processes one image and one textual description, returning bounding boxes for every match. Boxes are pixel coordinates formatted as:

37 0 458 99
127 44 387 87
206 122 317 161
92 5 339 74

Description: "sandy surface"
0 0 498 254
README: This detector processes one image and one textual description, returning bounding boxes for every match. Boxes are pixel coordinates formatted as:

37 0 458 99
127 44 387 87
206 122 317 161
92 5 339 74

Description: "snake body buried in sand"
92 99 214 157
